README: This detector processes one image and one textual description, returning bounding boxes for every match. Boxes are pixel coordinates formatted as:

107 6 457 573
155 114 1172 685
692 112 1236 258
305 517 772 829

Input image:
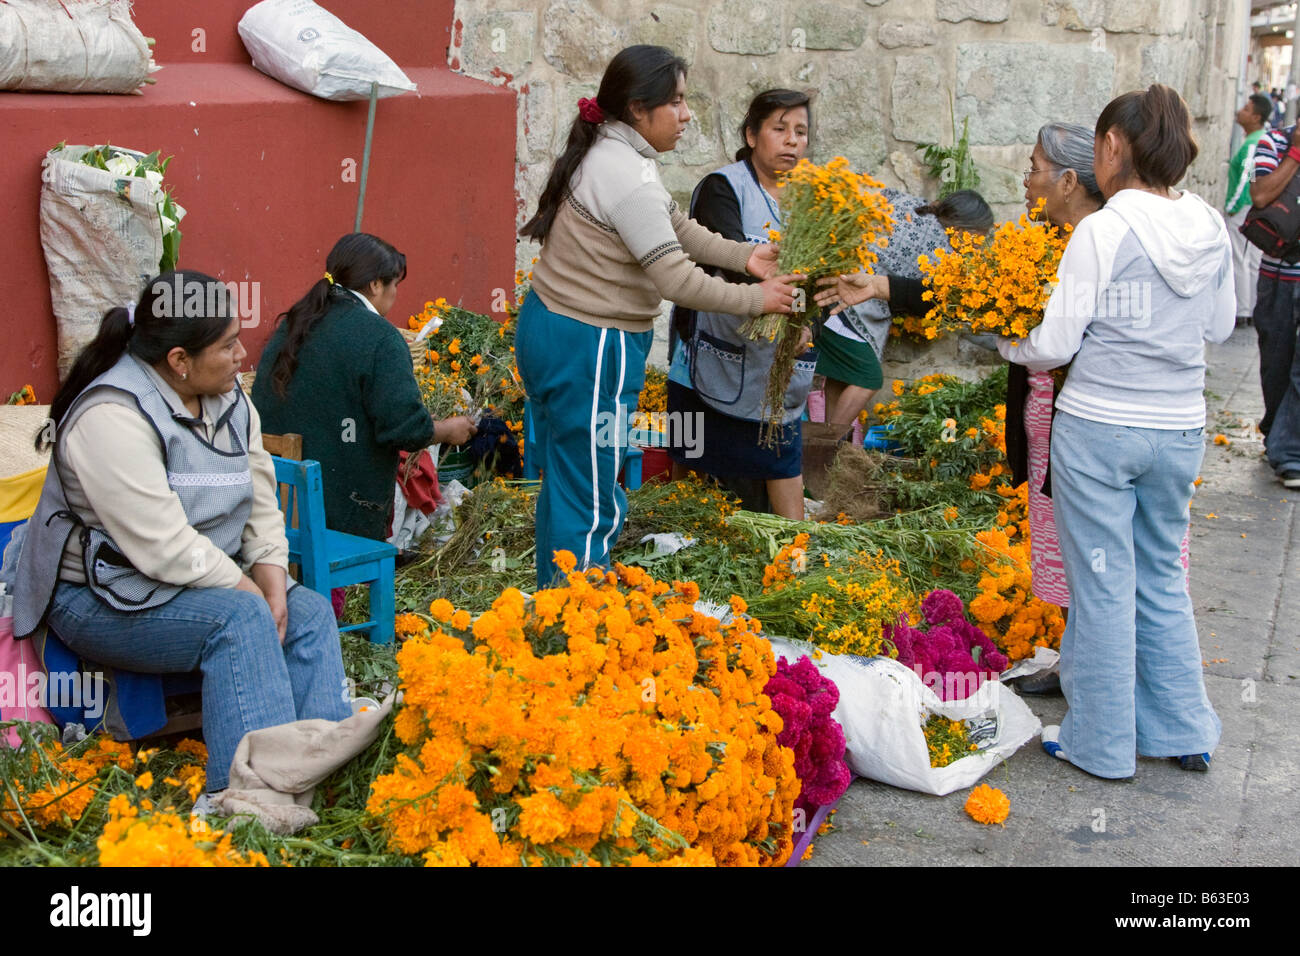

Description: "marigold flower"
964 783 1010 826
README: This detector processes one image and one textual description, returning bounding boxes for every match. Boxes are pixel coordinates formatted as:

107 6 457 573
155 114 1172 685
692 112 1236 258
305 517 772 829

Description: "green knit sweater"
252 294 434 541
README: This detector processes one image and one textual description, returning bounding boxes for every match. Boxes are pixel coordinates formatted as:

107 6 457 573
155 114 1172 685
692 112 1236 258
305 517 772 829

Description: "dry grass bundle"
817 443 896 523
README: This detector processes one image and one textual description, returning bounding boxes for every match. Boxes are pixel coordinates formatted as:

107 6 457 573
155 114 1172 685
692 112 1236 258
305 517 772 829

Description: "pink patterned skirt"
1025 371 1192 609
1025 373 1071 606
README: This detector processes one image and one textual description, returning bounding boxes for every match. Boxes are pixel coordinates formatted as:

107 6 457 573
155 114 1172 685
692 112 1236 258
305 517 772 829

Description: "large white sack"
238 0 416 101
0 0 153 94
40 146 165 379
767 637 1041 797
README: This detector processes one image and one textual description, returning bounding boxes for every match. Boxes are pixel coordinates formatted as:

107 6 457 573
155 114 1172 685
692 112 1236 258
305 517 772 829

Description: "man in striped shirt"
1250 122 1300 487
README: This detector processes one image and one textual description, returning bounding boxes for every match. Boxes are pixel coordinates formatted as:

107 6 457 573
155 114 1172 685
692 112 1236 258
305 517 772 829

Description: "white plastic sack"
767 637 1041 796
0 0 155 94
40 145 167 378
238 0 416 101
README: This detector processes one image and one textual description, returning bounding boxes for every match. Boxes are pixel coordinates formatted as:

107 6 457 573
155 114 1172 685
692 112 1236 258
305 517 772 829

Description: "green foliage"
916 97 981 199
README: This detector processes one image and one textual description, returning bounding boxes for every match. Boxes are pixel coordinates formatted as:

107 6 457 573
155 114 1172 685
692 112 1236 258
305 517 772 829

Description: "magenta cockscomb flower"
765 655 853 813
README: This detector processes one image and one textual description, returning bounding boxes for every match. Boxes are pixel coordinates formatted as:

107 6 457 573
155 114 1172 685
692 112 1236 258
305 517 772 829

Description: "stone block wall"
449 0 1249 377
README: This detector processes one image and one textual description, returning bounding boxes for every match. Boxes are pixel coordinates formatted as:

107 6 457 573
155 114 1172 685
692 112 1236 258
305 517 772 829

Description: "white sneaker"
191 792 219 818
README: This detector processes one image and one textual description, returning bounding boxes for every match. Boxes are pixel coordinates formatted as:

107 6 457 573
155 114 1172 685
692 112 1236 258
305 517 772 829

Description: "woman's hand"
758 273 806 314
251 564 288 645
813 272 888 316
434 415 478 447
746 243 781 280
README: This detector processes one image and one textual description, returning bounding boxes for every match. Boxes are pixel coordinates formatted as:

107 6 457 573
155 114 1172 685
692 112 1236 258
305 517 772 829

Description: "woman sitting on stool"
11 271 351 796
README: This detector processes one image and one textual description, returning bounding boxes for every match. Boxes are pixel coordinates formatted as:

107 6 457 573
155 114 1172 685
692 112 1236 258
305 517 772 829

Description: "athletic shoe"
1041 724 1067 761
1177 753 1211 772
1279 470 1300 489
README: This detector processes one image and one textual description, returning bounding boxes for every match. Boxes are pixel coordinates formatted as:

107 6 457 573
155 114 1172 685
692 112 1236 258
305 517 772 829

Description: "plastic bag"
41 145 168 378
767 637 1040 796
237 0 416 101
0 0 156 94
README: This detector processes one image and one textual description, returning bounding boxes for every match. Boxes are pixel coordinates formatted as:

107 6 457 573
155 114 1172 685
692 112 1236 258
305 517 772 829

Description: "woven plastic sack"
40 145 168 378
0 0 155 94
238 0 416 101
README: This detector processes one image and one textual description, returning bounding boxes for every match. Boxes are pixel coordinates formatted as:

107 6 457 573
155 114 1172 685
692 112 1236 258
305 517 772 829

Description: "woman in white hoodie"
999 85 1235 779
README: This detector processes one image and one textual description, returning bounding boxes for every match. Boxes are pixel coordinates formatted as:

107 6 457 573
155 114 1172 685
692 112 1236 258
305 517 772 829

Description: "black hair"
916 189 995 235
734 89 812 162
270 233 406 398
40 270 235 451
519 45 688 243
1248 93 1273 124
1095 84 1198 190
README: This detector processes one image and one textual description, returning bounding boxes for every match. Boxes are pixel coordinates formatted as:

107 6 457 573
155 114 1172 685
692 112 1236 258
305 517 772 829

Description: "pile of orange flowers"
1 736 133 831
912 200 1069 341
367 553 799 867
97 793 268 867
748 533 920 658
968 505 1065 662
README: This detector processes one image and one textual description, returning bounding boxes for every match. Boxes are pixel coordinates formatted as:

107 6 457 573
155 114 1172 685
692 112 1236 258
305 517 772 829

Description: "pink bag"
0 613 56 747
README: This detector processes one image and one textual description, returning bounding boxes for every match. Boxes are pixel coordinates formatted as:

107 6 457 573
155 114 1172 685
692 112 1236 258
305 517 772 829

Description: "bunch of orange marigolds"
367 553 800 867
968 484 1066 662
909 199 1070 342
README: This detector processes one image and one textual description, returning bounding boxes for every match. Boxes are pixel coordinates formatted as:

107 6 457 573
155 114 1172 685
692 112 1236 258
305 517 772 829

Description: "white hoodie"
999 188 1236 429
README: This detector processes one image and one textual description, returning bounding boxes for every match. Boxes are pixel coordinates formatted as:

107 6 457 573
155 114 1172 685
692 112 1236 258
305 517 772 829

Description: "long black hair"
40 270 235 451
917 189 995 235
270 233 407 398
519 45 688 243
735 89 813 163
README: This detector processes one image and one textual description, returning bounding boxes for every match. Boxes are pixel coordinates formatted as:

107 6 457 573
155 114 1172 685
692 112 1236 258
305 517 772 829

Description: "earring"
181 372 188 381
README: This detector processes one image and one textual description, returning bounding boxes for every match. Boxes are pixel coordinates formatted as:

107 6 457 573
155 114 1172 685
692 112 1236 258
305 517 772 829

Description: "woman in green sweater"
253 233 476 541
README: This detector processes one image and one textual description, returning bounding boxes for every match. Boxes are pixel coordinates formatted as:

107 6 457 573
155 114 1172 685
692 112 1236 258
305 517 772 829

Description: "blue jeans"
515 291 653 589
1049 412 1221 778
1253 273 1300 473
47 582 351 791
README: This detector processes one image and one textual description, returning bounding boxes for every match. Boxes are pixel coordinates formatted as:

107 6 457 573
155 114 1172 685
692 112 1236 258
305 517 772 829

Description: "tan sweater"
530 120 767 331
57 358 288 589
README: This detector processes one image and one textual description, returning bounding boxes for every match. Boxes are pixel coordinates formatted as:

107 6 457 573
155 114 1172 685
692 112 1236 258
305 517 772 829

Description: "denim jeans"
1049 412 1221 778
47 582 351 791
1252 273 1300 473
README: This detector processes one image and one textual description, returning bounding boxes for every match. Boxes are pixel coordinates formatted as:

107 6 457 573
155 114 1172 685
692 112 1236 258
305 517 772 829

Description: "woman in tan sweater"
516 44 801 588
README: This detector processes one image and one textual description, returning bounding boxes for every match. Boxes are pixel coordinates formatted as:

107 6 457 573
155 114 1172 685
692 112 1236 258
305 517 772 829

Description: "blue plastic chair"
271 456 397 644
522 402 642 490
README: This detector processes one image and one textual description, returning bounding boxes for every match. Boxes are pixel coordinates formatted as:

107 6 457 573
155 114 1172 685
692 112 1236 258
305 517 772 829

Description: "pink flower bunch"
764 655 852 811
886 589 1008 701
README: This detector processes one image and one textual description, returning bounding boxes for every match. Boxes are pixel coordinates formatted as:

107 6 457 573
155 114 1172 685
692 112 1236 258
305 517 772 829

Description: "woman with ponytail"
253 233 476 541
516 45 803 588
998 86 1234 779
12 271 351 797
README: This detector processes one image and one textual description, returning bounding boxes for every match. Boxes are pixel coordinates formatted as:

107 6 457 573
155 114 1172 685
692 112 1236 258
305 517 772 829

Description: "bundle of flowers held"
742 157 893 444
367 554 800 866
764 656 851 813
913 201 1068 341
408 297 526 462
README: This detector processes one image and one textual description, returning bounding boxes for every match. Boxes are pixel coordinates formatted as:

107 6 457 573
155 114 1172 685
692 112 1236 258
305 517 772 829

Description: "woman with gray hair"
1010 123 1106 615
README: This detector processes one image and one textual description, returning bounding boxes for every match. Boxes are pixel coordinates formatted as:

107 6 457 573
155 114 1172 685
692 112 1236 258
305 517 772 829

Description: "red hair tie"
578 97 605 124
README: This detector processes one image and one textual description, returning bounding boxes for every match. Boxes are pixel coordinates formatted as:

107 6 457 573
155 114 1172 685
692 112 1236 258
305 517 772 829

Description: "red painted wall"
0 0 516 402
